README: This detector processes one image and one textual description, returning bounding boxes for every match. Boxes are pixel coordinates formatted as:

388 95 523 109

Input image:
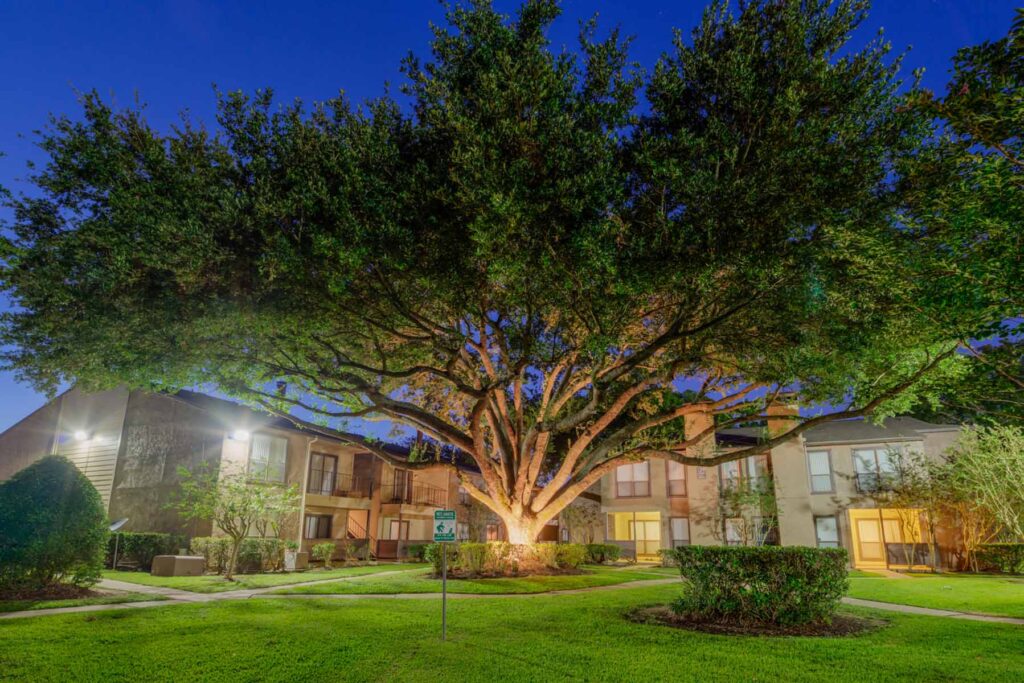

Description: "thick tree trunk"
499 515 543 545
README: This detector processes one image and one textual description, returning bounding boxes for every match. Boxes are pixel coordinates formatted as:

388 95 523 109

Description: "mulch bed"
0 584 100 601
627 605 887 638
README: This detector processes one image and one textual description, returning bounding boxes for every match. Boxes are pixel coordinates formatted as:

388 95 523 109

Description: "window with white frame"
667 460 687 497
615 461 650 497
670 517 690 547
457 522 469 541
853 447 900 491
458 486 470 505
815 516 840 548
724 518 744 546
249 433 288 483
807 450 833 493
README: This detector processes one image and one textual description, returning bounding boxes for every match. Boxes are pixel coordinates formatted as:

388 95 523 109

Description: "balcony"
307 469 372 499
380 482 447 507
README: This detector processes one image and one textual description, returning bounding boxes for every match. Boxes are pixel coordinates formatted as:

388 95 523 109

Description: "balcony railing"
380 482 447 507
307 469 372 499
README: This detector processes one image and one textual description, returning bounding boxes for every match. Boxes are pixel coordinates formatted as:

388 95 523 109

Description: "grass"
272 565 669 595
1 584 1022 681
0 592 163 614
848 572 1024 618
101 563 418 593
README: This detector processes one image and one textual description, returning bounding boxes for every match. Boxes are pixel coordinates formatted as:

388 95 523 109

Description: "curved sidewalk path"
2 575 1023 626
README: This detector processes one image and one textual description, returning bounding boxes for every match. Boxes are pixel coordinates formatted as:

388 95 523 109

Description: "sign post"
433 509 456 641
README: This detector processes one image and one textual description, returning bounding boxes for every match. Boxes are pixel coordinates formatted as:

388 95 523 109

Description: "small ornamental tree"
0 1 1014 543
171 466 299 581
946 426 1024 541
0 456 107 591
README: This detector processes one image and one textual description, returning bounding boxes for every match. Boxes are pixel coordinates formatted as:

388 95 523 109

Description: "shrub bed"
975 543 1024 574
425 542 588 577
190 537 289 574
670 546 848 626
106 532 181 570
584 543 621 564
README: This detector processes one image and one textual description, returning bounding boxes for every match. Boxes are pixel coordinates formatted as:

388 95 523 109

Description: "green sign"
433 509 457 542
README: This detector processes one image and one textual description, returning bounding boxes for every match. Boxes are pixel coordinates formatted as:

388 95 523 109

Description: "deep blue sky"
0 0 1017 435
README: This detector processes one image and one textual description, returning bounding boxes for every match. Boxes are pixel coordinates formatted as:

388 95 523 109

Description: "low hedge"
670 546 848 626
975 543 1024 574
106 532 181 570
584 543 621 564
190 537 288 574
425 542 588 576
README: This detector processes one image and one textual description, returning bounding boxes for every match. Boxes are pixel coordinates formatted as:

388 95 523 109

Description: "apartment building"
599 408 962 569
0 386 482 561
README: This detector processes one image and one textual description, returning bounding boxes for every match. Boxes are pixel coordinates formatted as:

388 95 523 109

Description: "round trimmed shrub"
0 456 108 591
670 546 848 626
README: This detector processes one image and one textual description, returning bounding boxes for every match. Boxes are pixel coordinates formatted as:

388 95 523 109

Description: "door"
630 520 661 557
856 518 884 562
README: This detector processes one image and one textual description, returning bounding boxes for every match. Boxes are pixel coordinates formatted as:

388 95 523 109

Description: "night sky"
0 0 1017 434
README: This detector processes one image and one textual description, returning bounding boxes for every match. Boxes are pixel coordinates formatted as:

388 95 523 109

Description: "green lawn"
848 572 1024 618
1 584 1022 682
101 563 418 593
273 565 668 595
0 592 163 614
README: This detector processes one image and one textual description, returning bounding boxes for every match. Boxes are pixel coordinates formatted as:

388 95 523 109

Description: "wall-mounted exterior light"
231 429 251 441
74 430 90 442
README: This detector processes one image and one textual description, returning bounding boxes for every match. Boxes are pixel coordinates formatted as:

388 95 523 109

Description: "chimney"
766 400 799 437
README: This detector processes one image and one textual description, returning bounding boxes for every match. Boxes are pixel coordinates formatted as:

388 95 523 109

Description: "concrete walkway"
3 575 1022 625
841 597 1024 625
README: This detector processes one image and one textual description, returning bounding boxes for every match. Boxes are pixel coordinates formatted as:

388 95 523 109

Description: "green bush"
486 541 515 574
311 542 336 568
670 546 848 626
584 543 621 564
657 548 679 567
456 543 489 574
190 537 232 573
236 538 286 573
976 544 1024 574
425 543 459 574
106 532 179 570
0 456 108 591
405 544 429 562
556 543 587 569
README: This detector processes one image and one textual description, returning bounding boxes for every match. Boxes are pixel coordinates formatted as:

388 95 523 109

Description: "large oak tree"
1 1 1011 542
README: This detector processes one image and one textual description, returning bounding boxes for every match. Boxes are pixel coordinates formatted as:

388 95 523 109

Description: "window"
670 517 690 547
304 514 332 540
388 520 410 541
458 486 470 506
667 461 687 497
486 523 501 541
815 516 840 549
720 460 741 489
249 433 288 483
615 461 650 497
853 447 900 492
807 450 833 493
458 522 470 541
724 518 744 546
308 452 338 495
560 526 569 542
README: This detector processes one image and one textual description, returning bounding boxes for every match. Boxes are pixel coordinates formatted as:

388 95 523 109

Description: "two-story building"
599 408 961 569
0 386 481 561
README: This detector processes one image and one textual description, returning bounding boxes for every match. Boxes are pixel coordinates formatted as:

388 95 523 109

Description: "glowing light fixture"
231 429 251 441
73 430 90 442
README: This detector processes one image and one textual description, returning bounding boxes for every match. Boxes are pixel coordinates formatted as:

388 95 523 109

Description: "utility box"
285 550 309 571
151 555 206 577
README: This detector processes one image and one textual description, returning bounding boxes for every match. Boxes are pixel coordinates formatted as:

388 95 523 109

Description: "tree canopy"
1 0 1018 540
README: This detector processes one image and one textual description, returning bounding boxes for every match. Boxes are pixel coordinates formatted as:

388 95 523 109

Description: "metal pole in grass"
109 518 129 570
442 542 447 641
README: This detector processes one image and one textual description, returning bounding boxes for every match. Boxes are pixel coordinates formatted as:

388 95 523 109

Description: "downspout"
298 437 316 548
